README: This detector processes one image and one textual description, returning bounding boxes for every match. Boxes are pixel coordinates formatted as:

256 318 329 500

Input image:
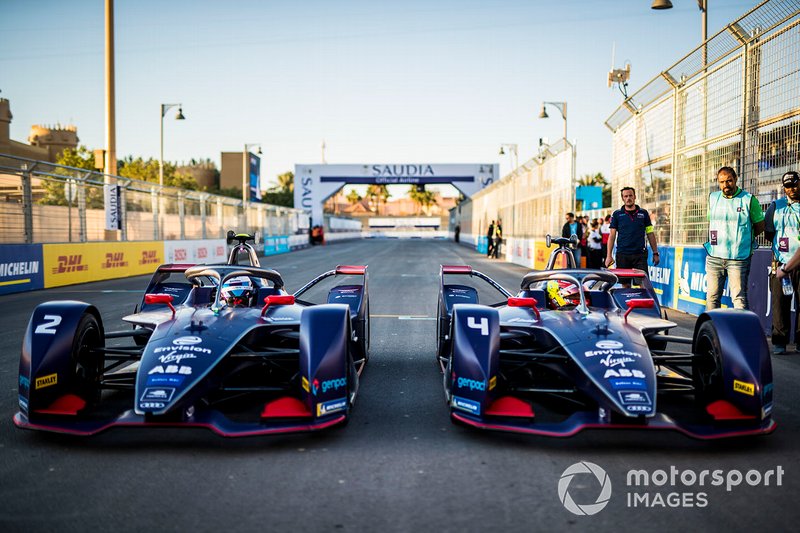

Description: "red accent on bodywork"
144 293 176 318
610 268 647 278
261 295 296 316
706 400 757 420
336 265 367 275
34 394 86 415
441 265 472 274
260 397 312 418
485 396 535 418
507 297 540 321
623 298 655 321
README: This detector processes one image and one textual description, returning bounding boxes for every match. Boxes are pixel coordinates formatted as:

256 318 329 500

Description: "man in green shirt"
704 166 765 310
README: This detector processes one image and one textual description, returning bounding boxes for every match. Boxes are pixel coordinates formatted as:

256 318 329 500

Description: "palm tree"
408 186 436 215
346 189 362 206
366 184 390 215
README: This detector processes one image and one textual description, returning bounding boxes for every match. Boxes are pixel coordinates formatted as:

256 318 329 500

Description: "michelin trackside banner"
0 244 44 295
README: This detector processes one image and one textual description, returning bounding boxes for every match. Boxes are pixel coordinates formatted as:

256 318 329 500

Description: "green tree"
408 186 436 215
346 188 362 206
262 170 294 207
366 184 390 215
38 146 102 207
117 156 198 190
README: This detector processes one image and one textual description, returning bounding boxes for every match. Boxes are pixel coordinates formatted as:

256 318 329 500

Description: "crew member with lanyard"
765 171 800 354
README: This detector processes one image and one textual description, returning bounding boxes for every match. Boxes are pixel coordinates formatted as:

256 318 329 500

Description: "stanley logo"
52 255 88 274
139 250 160 265
733 379 755 396
102 252 128 269
35 373 58 389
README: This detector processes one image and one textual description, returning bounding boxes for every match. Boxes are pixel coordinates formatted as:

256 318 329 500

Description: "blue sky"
0 0 759 190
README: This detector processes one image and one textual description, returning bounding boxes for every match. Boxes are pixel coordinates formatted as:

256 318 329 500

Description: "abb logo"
102 252 128 269
197 247 208 259
139 250 159 265
174 249 187 261
52 255 88 274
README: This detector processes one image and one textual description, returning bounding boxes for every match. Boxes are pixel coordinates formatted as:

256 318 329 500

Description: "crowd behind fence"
0 153 309 244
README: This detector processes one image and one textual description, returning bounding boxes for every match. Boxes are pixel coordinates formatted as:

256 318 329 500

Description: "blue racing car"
436 235 775 439
15 232 369 436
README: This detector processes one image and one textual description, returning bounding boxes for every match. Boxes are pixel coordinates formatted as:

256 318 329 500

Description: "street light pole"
539 101 574 212
158 103 185 187
499 143 519 172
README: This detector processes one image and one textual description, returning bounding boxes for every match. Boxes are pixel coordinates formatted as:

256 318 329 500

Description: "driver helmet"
220 276 254 307
545 280 580 309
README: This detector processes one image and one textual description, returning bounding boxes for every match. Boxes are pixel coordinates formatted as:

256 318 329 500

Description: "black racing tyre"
692 321 724 405
71 313 104 405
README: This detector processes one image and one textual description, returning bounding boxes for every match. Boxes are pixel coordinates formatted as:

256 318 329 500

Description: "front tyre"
71 313 104 405
692 321 723 405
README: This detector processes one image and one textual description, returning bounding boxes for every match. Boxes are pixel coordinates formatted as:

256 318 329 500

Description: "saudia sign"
294 163 498 225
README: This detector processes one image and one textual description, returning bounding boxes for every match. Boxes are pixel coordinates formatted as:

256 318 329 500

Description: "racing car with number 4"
436 235 774 439
15 232 370 436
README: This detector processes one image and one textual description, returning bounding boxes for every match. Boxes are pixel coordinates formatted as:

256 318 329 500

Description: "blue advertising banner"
249 153 261 202
477 236 488 255
576 186 603 210
647 246 675 309
262 236 291 256
0 244 44 295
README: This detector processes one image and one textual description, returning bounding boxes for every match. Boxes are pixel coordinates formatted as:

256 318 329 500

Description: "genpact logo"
321 377 347 393
456 376 486 391
558 461 612 516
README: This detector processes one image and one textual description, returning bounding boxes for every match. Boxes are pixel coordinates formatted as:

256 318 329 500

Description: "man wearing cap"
765 170 800 354
704 166 765 310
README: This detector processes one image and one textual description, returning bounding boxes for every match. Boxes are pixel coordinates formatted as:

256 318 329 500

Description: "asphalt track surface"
1 239 798 532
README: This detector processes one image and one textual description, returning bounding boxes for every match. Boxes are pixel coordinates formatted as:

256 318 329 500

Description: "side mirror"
508 297 541 321
261 295 296 317
623 298 655 321
144 293 176 318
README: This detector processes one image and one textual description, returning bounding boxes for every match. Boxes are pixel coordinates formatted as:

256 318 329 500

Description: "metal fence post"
21 169 33 244
119 180 128 241
200 194 207 239
151 187 159 241
178 190 185 239
77 175 87 242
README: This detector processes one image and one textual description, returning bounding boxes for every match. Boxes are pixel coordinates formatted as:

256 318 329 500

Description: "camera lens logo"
558 461 612 516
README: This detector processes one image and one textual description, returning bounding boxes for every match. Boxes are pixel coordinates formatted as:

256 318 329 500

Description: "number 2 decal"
35 315 62 335
467 316 489 336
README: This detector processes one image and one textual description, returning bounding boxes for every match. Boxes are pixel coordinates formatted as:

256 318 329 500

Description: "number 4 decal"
35 315 62 335
467 316 489 336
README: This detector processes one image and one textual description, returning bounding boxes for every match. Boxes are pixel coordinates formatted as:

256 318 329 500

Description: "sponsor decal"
318 377 347 394
372 164 434 177
101 252 128 269
596 340 623 350
19 396 28 413
0 261 40 277
604 368 646 379
140 387 176 402
489 376 497 391
312 378 320 395
139 250 160 265
452 395 481 415
626 405 652 412
173 336 202 346
158 352 197 365
147 375 185 386
301 376 310 393
140 402 165 409
456 376 486 391
610 378 646 390
52 254 88 274
265 316 293 321
154 345 211 355
733 379 755 396
317 397 347 416
585 348 644 359
619 391 651 404
19 375 30 391
507 317 537 323
600 354 639 368
35 373 58 389
148 365 192 375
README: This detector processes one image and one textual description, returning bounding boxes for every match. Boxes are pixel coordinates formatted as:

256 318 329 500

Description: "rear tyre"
71 313 104 405
692 321 724 405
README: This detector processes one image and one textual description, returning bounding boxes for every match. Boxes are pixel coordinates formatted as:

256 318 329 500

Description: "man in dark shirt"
486 220 495 257
604 187 660 272
561 212 584 268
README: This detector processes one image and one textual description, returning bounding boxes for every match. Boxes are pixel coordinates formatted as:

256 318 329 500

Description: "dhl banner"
43 241 164 288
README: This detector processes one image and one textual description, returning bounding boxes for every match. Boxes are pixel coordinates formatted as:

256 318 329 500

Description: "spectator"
704 166 764 310
561 212 584 268
492 219 503 259
587 220 603 268
600 215 611 258
486 220 495 257
764 170 800 354
605 187 659 272
454 223 461 243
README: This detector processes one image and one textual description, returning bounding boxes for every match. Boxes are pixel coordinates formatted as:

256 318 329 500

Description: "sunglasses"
784 182 799 188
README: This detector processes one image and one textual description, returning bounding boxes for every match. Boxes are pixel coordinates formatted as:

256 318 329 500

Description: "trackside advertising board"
0 244 44 295
164 239 227 264
43 241 164 288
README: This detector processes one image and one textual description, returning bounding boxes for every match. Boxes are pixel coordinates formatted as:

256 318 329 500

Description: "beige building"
220 152 245 192
0 98 78 162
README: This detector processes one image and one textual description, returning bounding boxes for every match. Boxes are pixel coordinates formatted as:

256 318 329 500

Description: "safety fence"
0 153 310 244
453 139 575 247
